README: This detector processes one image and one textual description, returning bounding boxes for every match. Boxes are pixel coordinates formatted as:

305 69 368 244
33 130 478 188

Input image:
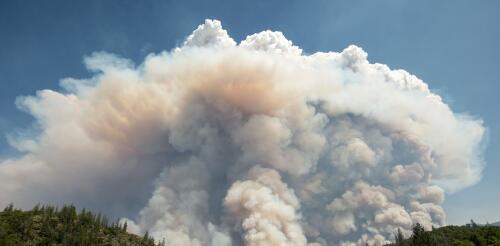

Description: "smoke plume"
0 20 485 245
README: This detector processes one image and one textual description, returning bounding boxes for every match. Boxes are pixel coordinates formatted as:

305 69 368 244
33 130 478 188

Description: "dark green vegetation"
0 204 160 246
1 204 499 246
385 221 500 246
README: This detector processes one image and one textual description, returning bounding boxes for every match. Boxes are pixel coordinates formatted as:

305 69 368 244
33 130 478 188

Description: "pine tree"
0 204 160 245
3 203 13 212
395 228 405 246
410 223 427 246
471 219 478 228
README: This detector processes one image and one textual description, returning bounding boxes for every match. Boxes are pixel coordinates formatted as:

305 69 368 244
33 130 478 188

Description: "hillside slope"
2 204 500 246
385 222 500 246
0 204 158 246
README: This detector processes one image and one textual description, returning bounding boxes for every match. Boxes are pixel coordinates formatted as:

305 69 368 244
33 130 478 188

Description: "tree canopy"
0 204 159 246
385 222 500 246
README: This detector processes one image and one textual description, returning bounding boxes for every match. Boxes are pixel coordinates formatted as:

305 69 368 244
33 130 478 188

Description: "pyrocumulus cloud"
0 20 486 245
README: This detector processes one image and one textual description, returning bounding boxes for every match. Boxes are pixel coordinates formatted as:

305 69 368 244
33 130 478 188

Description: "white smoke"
0 19 486 245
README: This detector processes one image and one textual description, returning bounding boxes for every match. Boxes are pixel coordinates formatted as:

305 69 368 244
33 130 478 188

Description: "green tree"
0 204 159 245
395 228 406 246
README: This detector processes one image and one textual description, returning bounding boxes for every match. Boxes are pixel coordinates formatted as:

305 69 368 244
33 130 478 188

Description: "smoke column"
0 20 486 245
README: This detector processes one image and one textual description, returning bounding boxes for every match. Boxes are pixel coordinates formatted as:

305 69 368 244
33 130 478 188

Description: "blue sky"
0 0 498 225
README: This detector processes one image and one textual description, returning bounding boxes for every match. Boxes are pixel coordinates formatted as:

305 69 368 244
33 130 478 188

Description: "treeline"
385 221 500 246
3 203 500 246
0 204 159 246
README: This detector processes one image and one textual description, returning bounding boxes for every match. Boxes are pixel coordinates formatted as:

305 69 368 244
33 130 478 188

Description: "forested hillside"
385 222 500 246
1 204 499 246
0 204 159 246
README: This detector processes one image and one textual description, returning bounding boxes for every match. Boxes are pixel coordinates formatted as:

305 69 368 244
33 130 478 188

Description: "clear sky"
0 0 498 225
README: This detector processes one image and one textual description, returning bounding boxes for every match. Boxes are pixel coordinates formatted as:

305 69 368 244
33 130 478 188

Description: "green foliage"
0 204 158 246
3 203 499 246
394 228 405 246
386 222 500 246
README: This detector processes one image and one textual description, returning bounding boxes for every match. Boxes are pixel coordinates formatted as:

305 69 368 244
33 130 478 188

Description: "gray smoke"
0 20 485 245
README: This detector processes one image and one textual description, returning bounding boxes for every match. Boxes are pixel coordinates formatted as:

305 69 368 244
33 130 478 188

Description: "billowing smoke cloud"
0 19 486 245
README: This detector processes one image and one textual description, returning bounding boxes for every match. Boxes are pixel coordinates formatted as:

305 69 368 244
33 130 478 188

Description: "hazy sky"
0 0 498 225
